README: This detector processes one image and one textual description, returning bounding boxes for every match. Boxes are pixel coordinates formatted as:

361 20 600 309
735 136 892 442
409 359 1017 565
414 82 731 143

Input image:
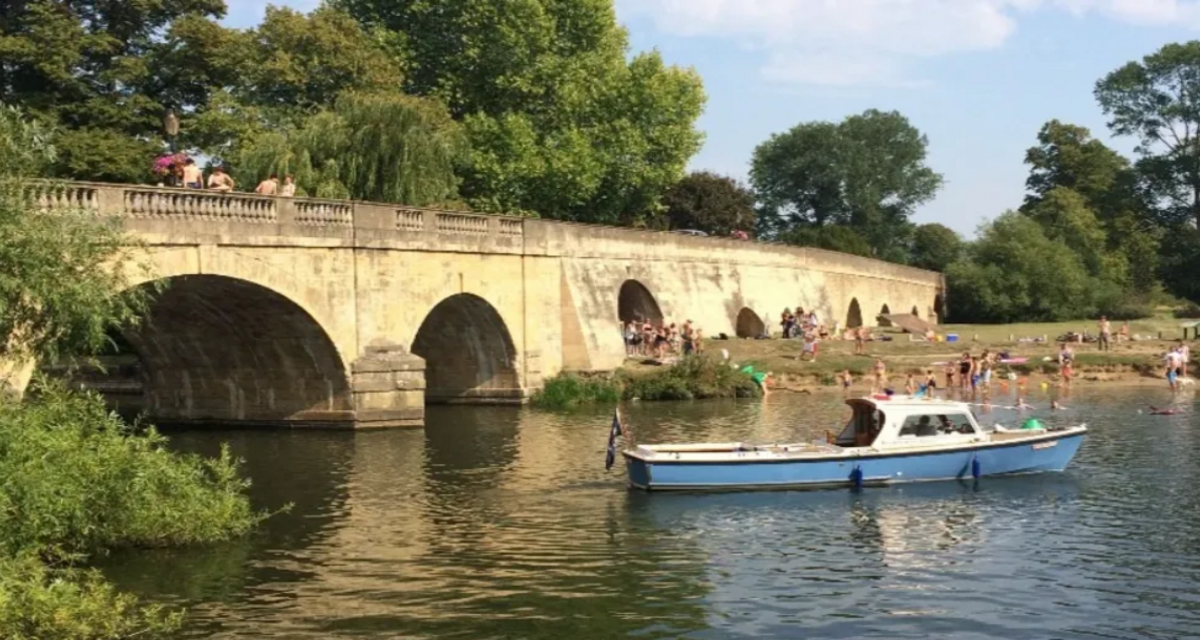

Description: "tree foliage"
1095 41 1200 231
946 213 1093 323
230 91 467 205
778 225 874 258
0 0 227 181
333 0 706 223
750 109 942 253
0 106 152 367
910 223 963 272
661 171 755 236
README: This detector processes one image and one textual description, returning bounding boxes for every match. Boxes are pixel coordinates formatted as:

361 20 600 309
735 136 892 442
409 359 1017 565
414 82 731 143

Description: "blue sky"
225 0 1200 236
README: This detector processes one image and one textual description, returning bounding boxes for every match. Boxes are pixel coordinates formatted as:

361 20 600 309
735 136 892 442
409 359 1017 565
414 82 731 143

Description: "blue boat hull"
624 432 1085 492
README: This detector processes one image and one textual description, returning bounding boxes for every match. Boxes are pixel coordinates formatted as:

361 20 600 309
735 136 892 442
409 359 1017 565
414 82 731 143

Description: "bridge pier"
350 341 426 428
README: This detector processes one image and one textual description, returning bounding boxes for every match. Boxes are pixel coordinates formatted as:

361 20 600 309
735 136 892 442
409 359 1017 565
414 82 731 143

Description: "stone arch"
618 280 663 324
412 293 520 403
878 304 893 327
846 298 864 329
735 308 765 338
123 275 352 425
933 294 945 324
912 305 921 318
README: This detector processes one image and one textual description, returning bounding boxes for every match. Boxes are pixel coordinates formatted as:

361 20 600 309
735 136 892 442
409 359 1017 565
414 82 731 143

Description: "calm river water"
105 386 1200 639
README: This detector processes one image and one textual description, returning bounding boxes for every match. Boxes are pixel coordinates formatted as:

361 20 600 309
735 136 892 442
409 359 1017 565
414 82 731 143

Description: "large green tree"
750 109 943 253
661 171 755 236
910 223 963 272
1095 41 1200 231
1020 119 1160 293
0 0 226 182
945 212 1093 323
332 0 706 223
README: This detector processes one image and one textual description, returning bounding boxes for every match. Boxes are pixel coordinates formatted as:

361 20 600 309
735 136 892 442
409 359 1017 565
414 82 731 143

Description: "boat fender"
850 465 864 489
971 456 981 480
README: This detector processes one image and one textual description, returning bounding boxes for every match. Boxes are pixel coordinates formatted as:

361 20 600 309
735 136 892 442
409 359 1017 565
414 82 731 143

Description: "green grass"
531 373 622 409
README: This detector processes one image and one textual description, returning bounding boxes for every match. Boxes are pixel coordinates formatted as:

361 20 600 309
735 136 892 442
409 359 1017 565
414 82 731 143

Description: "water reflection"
101 387 1200 639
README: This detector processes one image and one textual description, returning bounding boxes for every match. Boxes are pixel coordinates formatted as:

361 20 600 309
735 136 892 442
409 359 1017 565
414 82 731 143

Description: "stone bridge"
23 181 945 428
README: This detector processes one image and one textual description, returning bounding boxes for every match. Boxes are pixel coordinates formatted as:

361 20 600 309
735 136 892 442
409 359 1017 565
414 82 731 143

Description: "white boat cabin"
831 397 987 449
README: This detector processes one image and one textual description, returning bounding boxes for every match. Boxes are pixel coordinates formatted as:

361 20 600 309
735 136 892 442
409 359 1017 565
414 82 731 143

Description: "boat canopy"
834 397 983 449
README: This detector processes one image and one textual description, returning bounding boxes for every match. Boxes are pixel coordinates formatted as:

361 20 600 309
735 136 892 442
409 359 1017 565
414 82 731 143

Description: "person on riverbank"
1098 316 1111 351
945 361 956 389
854 326 866 355
979 350 994 391
904 373 916 395
925 369 938 394
1165 347 1182 392
800 329 818 362
624 320 639 358
1058 343 1074 388
1178 340 1190 378
839 370 853 392
872 358 887 393
958 352 972 391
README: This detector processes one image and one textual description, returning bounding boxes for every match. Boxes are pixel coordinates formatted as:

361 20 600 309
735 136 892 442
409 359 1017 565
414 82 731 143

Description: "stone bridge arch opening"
878 304 893 327
618 280 663 324
933 294 945 323
735 308 765 338
121 275 352 425
911 305 921 318
846 298 864 329
412 293 520 403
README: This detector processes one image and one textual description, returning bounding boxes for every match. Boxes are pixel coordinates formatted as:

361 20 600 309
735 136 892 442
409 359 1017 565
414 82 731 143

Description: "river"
104 386 1200 639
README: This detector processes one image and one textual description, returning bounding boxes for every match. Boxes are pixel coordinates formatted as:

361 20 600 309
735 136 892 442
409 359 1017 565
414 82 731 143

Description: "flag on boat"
604 408 624 471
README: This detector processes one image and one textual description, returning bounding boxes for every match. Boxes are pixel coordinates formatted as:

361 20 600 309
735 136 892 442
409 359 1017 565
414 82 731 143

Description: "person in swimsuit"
958 352 972 391
873 358 887 393
944 362 955 390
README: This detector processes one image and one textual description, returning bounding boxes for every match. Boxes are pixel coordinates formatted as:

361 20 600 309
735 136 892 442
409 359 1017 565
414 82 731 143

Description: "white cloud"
617 0 1200 86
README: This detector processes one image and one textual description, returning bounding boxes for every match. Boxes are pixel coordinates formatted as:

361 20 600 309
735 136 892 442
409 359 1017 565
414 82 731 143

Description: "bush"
533 357 763 408
0 554 182 639
0 382 265 639
0 382 260 561
622 356 761 402
531 373 621 409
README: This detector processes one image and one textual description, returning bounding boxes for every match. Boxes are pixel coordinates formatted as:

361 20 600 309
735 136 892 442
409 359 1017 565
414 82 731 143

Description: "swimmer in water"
1149 406 1179 415
1051 400 1066 410
1015 397 1034 410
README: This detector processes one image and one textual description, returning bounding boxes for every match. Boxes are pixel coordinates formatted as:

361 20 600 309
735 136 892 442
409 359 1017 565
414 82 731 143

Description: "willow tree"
231 91 468 206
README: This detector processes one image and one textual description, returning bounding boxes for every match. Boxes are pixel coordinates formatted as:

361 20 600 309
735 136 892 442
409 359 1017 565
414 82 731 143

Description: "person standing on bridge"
280 174 296 197
255 174 279 196
207 166 235 192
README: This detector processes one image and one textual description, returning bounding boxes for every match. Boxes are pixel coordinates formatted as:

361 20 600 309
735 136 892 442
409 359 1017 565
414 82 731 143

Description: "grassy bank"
0 381 265 639
533 355 762 409
708 317 1187 390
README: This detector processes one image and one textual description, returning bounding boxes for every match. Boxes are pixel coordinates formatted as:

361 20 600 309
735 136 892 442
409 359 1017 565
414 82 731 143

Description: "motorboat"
622 396 1086 492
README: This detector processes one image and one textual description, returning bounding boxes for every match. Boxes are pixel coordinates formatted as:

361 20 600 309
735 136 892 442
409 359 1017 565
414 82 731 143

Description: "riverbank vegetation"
0 107 263 639
533 356 762 410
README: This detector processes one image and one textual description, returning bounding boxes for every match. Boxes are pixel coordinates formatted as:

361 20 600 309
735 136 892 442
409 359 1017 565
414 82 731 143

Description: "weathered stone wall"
24 181 944 427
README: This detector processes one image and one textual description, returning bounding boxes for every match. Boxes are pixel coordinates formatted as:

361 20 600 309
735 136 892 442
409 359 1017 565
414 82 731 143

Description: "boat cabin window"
835 404 886 447
899 413 976 437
